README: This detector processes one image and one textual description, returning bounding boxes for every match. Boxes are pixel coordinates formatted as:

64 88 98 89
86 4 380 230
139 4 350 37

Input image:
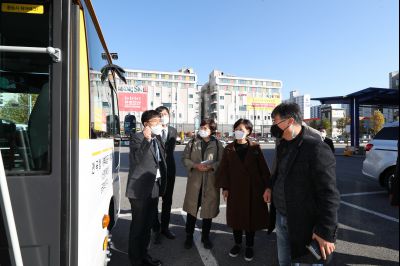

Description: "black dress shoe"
153 231 162 245
201 237 213 249
184 234 193 249
143 255 162 266
161 229 176 239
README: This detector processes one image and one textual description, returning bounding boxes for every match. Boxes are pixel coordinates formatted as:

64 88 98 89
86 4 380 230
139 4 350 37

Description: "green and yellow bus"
0 0 124 265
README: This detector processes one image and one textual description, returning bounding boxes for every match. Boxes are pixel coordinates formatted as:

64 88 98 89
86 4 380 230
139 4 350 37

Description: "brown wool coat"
182 137 224 219
216 141 273 231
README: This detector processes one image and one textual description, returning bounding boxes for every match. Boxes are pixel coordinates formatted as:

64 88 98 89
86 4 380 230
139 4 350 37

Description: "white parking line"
180 210 219 266
110 242 128 255
171 205 227 214
340 191 387 197
117 205 228 218
340 200 399 223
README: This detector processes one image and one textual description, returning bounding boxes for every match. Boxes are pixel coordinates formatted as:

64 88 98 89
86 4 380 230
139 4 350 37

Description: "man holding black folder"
269 103 340 266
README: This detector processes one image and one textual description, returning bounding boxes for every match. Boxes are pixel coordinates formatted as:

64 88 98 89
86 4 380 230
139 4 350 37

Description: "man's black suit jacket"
126 132 167 199
163 126 177 178
323 137 335 153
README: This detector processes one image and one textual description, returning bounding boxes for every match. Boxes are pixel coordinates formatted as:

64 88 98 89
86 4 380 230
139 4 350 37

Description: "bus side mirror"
124 115 136 136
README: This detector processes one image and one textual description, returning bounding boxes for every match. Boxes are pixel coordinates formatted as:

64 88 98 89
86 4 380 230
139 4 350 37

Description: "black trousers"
186 213 212 238
128 197 159 264
153 174 176 232
233 230 255 247
185 187 212 238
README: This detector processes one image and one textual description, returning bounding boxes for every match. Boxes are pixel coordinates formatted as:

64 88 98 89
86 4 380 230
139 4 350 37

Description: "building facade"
283 90 311 119
115 68 198 133
321 105 346 138
310 105 321 119
389 71 399 89
201 70 282 136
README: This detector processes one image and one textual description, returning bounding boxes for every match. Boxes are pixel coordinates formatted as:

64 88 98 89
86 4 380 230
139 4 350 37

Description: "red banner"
118 93 147 112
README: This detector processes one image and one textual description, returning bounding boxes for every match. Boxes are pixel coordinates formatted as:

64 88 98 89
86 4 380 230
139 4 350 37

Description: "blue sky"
93 0 399 101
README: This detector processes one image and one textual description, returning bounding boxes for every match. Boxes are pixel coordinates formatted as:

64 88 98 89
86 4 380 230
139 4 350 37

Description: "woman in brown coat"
216 119 272 262
182 118 224 250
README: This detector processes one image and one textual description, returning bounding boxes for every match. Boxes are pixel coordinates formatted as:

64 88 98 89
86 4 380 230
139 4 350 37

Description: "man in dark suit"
153 106 178 243
126 110 167 266
319 128 335 154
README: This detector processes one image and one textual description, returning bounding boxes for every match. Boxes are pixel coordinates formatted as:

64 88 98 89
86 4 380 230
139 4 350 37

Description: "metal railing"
0 45 61 63
0 154 24 266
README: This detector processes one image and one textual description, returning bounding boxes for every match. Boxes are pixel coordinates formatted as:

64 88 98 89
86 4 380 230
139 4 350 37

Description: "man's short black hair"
233 119 253 135
141 110 161 125
200 118 217 135
271 103 302 124
155 106 170 115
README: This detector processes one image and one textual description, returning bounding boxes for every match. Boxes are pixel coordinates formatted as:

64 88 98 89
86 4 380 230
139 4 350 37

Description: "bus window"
0 2 51 174
85 14 118 139
124 114 136 136
112 87 120 135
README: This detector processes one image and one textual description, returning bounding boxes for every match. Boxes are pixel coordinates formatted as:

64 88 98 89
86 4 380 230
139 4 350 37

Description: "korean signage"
246 97 281 111
118 85 148 93
118 93 147 112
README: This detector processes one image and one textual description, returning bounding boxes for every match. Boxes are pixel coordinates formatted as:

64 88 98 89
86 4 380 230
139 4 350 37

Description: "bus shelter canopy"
312 87 399 147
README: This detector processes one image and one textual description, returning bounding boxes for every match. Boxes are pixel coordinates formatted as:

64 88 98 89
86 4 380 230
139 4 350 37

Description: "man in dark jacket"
153 106 178 243
270 103 340 265
126 110 167 266
319 128 335 154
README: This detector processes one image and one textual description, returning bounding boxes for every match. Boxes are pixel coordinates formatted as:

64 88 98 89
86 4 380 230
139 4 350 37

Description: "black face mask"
271 124 284 138
271 119 289 139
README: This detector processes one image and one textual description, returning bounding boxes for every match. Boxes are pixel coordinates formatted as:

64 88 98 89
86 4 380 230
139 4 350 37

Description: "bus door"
0 1 65 265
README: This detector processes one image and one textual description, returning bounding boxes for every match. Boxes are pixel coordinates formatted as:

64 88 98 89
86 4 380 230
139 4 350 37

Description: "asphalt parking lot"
109 144 399 266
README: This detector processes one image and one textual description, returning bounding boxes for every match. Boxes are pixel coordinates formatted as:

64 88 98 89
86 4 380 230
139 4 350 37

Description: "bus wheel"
108 199 115 231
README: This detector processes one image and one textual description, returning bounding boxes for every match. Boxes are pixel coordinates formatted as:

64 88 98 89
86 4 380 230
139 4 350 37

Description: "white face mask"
234 130 246 140
161 115 169 126
198 130 210 138
150 124 163 136
321 132 327 138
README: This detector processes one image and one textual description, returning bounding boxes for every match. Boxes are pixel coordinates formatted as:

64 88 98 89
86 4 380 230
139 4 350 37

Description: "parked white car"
362 121 399 191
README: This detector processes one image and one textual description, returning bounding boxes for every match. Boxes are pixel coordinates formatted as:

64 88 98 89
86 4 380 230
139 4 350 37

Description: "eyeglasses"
272 119 287 125
147 119 161 125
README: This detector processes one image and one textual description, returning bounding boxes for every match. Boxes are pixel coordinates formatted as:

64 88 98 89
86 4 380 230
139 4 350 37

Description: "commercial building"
389 71 399 89
201 70 282 136
310 105 321 119
115 68 199 133
282 90 311 119
321 105 346 138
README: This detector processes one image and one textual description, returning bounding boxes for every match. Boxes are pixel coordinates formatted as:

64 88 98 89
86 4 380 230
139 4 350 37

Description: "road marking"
171 205 227 214
338 223 374 235
180 210 219 266
340 191 387 197
118 205 228 219
110 242 128 255
118 213 131 218
340 200 399 223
